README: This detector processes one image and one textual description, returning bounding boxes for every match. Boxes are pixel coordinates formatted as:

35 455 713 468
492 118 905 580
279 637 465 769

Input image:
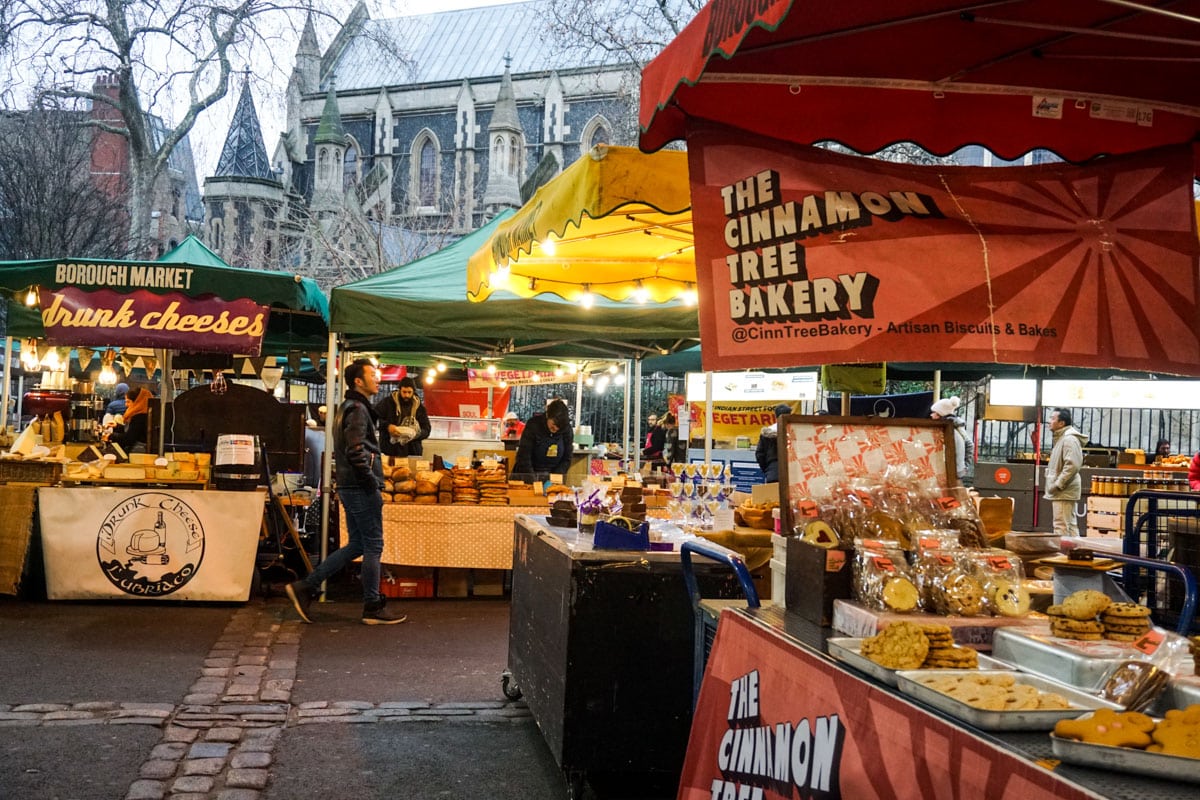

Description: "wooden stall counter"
367 503 550 570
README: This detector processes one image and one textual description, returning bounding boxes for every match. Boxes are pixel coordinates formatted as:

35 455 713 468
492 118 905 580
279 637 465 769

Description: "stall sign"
685 370 817 402
39 287 269 355
466 368 572 389
686 122 1200 375
679 610 1096 800
687 400 782 444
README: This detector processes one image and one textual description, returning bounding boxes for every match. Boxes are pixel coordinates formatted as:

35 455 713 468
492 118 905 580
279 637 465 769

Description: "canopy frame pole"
1 337 12 432
157 348 171 456
622 359 631 473
575 369 584 432
318 332 338 601
704 371 713 465
632 358 643 474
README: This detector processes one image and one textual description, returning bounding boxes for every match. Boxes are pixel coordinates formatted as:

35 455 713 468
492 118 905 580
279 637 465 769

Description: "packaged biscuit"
854 539 921 613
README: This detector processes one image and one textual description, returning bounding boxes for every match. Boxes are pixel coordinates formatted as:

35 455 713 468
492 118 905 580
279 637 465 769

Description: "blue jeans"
302 486 383 604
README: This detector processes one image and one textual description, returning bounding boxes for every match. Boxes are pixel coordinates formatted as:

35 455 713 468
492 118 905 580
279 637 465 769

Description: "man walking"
1044 407 1086 538
287 358 406 625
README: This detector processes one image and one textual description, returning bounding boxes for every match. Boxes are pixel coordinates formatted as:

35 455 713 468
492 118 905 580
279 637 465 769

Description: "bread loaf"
415 479 438 495
414 494 437 504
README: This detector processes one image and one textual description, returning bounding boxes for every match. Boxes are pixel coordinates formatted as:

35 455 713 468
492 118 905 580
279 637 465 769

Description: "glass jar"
1091 476 1102 495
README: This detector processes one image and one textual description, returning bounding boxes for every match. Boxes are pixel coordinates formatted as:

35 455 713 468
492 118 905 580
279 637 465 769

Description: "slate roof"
324 0 624 92
213 82 275 180
148 115 205 221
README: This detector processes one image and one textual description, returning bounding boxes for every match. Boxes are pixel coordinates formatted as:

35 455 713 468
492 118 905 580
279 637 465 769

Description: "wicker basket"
0 459 64 485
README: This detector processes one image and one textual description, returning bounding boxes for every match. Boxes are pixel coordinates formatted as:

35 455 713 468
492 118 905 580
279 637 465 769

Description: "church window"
493 135 506 173
581 115 612 152
317 148 329 183
344 137 360 191
509 135 519 177
411 130 441 210
211 218 223 253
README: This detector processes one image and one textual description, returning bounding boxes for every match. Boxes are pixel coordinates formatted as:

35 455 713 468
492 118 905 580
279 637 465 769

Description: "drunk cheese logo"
96 492 205 597
709 669 844 799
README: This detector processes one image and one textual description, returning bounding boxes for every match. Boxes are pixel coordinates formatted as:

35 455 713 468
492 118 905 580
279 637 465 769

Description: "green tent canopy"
331 210 699 363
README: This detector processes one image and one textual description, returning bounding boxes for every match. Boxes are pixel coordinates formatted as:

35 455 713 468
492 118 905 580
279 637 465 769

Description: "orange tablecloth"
341 504 547 570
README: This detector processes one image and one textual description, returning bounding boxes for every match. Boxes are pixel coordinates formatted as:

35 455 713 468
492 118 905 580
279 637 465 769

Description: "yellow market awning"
467 145 694 304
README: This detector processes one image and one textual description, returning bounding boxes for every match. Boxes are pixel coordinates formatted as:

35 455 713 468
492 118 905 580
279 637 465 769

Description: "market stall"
637 1 1200 794
0 237 329 599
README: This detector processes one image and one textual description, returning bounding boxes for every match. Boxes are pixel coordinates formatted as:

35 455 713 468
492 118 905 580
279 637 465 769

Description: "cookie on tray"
1104 602 1153 619
1061 589 1112 620
922 646 979 669
1055 709 1155 748
860 621 930 670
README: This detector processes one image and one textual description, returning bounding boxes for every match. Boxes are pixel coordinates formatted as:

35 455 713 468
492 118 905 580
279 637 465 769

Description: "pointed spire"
490 63 519 131
213 78 275 180
298 12 319 57
314 79 345 146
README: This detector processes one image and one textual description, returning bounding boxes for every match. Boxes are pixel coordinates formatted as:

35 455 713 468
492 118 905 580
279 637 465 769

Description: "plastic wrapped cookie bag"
965 548 1030 617
931 486 990 548
854 539 920 613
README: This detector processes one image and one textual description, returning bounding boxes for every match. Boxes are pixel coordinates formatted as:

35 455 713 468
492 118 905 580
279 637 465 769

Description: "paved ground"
0 580 676 800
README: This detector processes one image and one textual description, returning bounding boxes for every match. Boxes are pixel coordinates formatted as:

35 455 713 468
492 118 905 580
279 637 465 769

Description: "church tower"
310 83 347 214
480 61 523 212
285 13 321 161
203 80 287 268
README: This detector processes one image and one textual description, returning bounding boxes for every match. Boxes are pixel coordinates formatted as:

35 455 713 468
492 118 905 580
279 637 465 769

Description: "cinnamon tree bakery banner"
679 610 1097 800
38 286 269 355
686 122 1200 375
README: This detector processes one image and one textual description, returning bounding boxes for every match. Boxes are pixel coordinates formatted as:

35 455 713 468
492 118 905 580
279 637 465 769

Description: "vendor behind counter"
512 399 573 482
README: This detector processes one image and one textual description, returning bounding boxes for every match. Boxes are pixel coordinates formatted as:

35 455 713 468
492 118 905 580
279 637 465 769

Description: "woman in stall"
111 386 152 453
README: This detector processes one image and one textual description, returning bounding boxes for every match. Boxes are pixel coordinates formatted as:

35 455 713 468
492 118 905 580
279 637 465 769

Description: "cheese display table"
37 487 265 601
363 504 548 570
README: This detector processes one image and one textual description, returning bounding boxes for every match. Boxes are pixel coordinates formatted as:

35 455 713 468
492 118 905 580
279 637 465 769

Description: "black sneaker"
362 599 407 625
286 581 314 623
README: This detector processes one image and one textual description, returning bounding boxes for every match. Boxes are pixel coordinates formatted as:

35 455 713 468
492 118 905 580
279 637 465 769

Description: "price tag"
549 473 564 485
1133 629 1165 655
795 500 818 519
986 556 1012 571
454 457 471 470
481 457 499 470
415 459 432 472
936 495 961 510
875 557 897 572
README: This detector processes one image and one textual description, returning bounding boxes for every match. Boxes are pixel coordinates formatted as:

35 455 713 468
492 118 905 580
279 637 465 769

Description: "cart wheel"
501 670 523 700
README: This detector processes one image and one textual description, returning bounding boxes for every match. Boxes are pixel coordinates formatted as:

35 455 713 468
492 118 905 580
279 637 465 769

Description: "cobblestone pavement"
1 603 531 800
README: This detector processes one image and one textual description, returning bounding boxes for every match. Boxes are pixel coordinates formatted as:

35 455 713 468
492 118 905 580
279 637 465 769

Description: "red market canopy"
639 0 1200 161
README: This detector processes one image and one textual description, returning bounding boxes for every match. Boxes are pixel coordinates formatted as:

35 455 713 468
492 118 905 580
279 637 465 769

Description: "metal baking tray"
895 669 1119 730
1051 732 1200 784
1151 676 1200 715
827 638 1009 687
991 626 1130 690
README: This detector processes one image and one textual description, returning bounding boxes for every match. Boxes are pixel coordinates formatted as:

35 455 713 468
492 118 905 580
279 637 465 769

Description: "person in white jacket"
1044 407 1087 537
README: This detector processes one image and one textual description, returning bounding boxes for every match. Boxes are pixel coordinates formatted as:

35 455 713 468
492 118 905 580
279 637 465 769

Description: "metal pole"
704 371 713 464
622 359 631 473
632 358 643 474
319 332 338 600
1 337 12 432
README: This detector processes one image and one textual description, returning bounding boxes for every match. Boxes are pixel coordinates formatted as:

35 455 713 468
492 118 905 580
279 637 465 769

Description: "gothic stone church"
203 0 637 289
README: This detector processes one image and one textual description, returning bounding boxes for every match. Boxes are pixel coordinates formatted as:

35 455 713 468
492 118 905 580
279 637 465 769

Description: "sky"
191 0 526 177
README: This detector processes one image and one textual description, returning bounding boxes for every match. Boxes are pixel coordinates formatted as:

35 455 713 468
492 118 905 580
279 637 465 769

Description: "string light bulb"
436 362 447 373
682 284 698 306
540 237 556 256
24 287 38 306
580 285 594 309
425 374 435 385
486 363 497 375
632 280 649 304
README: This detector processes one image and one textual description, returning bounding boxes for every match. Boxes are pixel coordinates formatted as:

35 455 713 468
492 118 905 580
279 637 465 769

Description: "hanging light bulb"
498 380 508 389
494 263 511 285
614 372 626 387
584 375 595 387
436 362 447 373
20 343 38 370
426 367 437 380
424 374 435 385
486 363 497 375
99 364 117 385
607 364 618 374
580 285 594 309
682 284 698 306
531 373 541 382
595 375 610 395
43 349 61 370
554 367 564 378
632 280 649 304
540 237 556 256
24 287 38 306
568 363 578 374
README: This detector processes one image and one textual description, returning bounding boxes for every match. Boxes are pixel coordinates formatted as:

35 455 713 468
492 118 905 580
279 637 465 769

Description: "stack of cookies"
1101 602 1153 641
1190 636 1200 676
921 624 979 669
1047 590 1153 642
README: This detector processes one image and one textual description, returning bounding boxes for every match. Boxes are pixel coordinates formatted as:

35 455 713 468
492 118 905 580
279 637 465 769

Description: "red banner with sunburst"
679 610 1097 800
686 122 1200 375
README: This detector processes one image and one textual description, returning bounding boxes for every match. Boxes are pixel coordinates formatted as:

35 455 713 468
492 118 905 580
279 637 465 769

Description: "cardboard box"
436 567 470 598
752 482 783 505
785 539 853 626
471 569 507 596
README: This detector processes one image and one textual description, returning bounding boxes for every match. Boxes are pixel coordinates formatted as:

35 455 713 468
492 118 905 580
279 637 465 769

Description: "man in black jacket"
514 399 573 481
287 359 406 625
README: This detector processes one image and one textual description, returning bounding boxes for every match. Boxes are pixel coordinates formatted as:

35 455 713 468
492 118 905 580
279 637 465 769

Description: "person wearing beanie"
755 404 793 483
105 382 130 417
930 395 974 486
